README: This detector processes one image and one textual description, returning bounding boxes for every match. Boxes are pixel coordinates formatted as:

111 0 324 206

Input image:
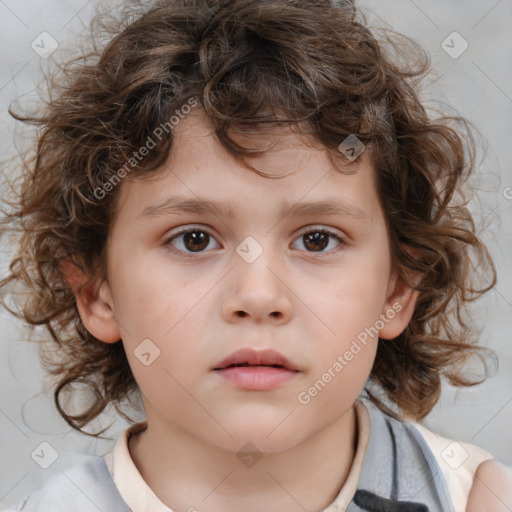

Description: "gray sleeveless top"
346 398 454 511
5 399 455 512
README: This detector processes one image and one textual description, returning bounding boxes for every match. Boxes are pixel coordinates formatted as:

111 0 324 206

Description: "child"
1 0 511 510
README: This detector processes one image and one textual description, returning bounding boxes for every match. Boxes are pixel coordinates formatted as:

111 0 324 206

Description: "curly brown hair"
0 0 497 436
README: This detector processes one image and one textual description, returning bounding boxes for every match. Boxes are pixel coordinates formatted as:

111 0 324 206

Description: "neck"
129 405 358 512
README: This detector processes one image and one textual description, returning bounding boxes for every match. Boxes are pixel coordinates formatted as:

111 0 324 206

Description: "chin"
215 418 305 454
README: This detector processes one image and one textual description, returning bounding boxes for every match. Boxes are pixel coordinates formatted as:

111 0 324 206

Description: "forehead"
114 109 383 225
167 109 369 175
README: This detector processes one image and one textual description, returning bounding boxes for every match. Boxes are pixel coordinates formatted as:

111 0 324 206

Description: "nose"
221 245 294 325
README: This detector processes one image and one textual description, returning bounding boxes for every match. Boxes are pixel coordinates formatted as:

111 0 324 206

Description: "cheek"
302 260 389 380
118 275 208 409
296 334 377 421
301 289 381 409
110 252 188 332
118 271 212 373
317 274 387 338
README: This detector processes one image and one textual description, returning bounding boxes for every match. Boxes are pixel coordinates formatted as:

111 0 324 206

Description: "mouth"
212 348 300 391
218 363 289 369
212 348 300 372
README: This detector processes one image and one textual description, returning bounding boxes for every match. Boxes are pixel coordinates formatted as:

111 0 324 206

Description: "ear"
379 246 422 340
60 259 121 344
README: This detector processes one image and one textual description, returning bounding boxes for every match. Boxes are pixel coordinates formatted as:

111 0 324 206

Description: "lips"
213 348 300 372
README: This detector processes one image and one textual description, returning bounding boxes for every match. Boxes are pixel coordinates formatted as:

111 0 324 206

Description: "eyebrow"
138 195 370 221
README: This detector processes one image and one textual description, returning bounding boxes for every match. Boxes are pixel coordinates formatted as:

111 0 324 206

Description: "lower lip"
214 366 299 391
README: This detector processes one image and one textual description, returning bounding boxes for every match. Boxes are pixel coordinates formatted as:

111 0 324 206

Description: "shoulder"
466 459 512 512
405 418 497 511
360 401 512 511
3 456 129 512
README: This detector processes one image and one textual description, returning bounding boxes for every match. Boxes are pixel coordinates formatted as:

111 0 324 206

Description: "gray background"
1 0 511 508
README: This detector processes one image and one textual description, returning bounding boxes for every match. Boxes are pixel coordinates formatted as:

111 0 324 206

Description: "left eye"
291 228 343 254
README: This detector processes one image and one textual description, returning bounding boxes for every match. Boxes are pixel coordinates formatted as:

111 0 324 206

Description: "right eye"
163 226 221 255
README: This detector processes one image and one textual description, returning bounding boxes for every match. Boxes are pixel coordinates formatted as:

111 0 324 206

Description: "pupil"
184 231 209 252
304 232 328 252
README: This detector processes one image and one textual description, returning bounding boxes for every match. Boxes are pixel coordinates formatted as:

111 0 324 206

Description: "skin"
63 108 423 512
466 460 512 511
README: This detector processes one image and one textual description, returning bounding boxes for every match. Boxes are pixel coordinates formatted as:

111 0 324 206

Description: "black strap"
353 490 429 512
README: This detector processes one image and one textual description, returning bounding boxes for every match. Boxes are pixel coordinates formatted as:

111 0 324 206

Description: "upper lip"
213 348 300 371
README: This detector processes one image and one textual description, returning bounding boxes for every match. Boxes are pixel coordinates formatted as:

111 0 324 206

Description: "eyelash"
163 225 345 258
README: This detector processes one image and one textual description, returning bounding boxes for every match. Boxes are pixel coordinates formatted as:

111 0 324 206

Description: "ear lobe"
379 246 423 340
60 259 121 344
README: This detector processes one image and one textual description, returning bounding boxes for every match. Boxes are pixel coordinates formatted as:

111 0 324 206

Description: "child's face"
88 109 414 451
